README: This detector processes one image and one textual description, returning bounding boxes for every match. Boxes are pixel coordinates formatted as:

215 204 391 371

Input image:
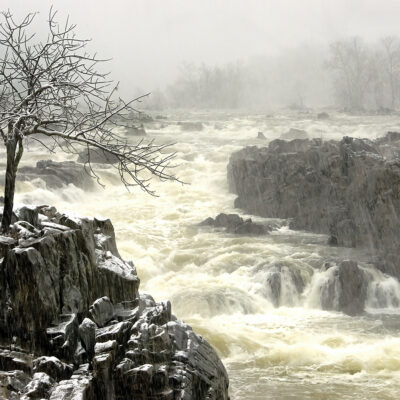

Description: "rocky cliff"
0 205 229 399
227 133 400 280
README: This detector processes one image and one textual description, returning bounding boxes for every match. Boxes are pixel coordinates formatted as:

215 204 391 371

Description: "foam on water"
5 110 400 399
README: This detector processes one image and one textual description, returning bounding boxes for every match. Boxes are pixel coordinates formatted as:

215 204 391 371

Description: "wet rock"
46 314 78 360
18 160 95 190
0 370 31 398
89 297 115 328
78 318 97 359
33 356 73 381
49 365 94 400
0 205 229 399
319 260 368 315
0 349 32 374
23 372 54 398
228 136 400 280
200 213 270 235
77 148 119 164
256 263 305 307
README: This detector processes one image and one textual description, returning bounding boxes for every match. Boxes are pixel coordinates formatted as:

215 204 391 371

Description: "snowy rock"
17 160 95 190
89 297 115 328
0 205 229 399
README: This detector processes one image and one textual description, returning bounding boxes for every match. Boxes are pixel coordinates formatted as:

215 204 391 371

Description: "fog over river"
8 111 400 399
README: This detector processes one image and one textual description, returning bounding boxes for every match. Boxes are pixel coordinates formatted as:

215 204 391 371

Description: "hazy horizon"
2 0 400 100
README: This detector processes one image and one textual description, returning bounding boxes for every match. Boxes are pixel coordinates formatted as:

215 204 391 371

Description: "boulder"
0 205 229 399
200 213 271 235
228 135 400 280
89 297 115 328
17 160 95 190
77 148 119 164
318 260 368 315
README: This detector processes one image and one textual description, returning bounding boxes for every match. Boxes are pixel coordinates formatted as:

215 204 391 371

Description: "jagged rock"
0 370 31 398
319 260 368 315
178 122 204 131
17 160 95 190
228 135 400 280
0 349 32 374
77 148 119 164
23 372 54 399
89 297 115 328
49 364 94 400
0 206 229 399
280 127 308 140
200 213 270 235
33 356 73 381
46 314 78 360
95 321 132 343
78 319 97 360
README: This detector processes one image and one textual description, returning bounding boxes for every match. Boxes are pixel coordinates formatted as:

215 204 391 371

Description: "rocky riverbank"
0 205 229 399
227 132 400 281
228 132 400 313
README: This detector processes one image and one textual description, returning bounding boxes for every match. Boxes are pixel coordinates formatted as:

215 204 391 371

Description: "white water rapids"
5 111 400 399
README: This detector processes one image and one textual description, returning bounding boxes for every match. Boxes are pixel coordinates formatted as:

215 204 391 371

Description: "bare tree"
0 9 180 232
327 37 371 111
380 36 400 109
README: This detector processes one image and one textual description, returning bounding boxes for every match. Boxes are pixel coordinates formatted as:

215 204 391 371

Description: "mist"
2 2 400 400
2 0 400 108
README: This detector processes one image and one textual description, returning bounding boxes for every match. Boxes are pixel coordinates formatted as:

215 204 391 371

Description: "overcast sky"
2 0 400 96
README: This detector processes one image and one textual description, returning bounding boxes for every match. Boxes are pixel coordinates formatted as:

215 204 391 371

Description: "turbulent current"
8 111 400 399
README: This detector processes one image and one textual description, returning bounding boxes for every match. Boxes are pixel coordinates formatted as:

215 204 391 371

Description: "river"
11 110 400 399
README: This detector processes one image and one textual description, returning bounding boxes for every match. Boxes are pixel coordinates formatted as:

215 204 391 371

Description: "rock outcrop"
317 260 369 315
227 133 400 280
17 160 95 190
199 213 272 235
77 149 119 165
0 206 229 399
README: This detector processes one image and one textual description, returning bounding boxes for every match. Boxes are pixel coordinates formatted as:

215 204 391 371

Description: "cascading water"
4 110 400 399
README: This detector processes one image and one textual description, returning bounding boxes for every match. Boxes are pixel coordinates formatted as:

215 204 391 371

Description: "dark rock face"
17 160 95 190
228 133 400 280
199 213 271 235
0 206 229 399
319 261 368 315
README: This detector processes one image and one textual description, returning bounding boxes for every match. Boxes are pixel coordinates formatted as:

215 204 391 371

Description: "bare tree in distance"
0 9 181 233
326 37 371 111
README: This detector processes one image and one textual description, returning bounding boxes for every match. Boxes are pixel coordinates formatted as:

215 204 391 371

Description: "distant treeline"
144 36 400 112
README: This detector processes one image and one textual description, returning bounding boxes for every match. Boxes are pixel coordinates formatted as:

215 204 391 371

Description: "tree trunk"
1 139 18 233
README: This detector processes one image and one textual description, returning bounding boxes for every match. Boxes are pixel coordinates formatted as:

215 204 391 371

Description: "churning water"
8 110 400 399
